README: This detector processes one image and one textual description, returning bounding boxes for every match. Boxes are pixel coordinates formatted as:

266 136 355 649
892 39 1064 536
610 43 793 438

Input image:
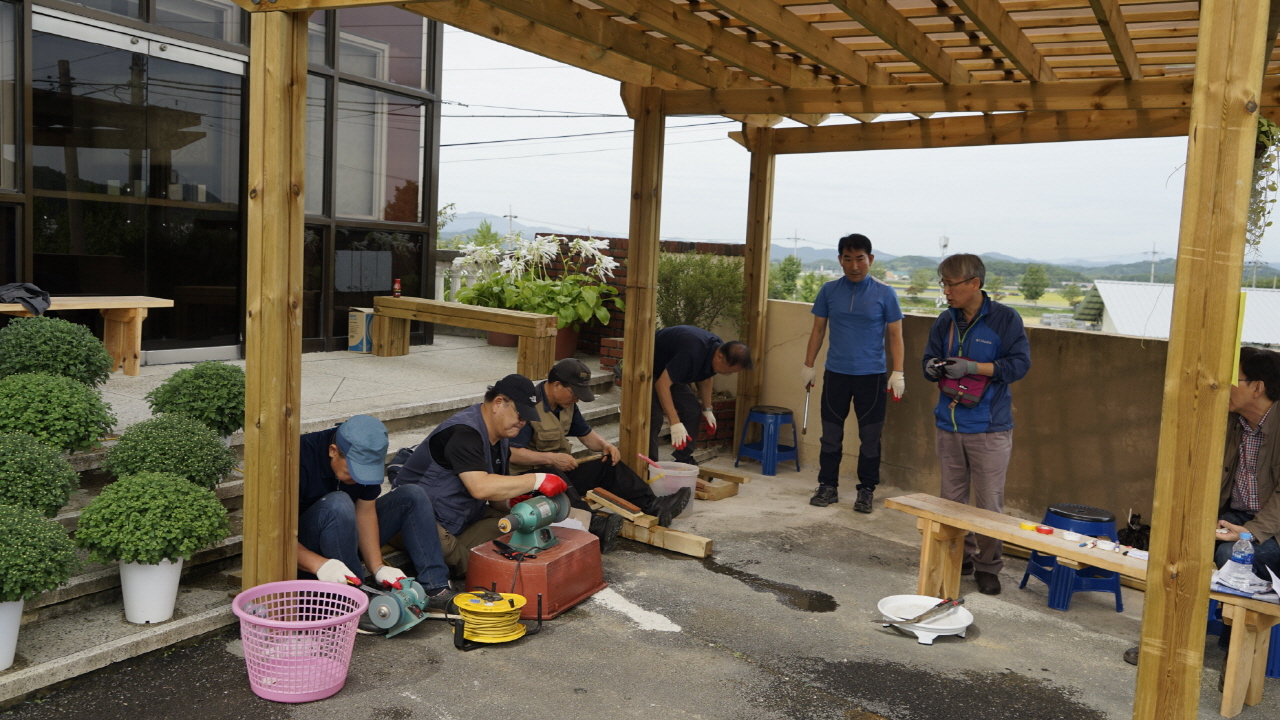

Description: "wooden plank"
1135 2 1273 716
0 296 175 315
379 307 550 337
101 308 146 376
826 0 973 84
242 10 308 590
697 466 751 484
695 478 738 501
620 520 712 557
371 314 410 357
1267 0 1280 83
1220 604 1262 717
584 489 657 527
1088 0 1142 80
1210 592 1280 617
617 86 664 468
951 0 1058 81
375 295 556 335
736 128 773 449
917 518 966 599
515 335 555 381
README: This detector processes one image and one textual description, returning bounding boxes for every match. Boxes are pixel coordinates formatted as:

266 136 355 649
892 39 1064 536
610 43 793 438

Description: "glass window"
0 204 16 283
336 83 423 222
309 12 329 68
303 225 324 339
147 204 241 345
338 7 428 90
0 2 15 190
332 227 421 337
305 74 326 216
33 195 147 293
155 0 245 44
63 0 141 21
148 56 242 205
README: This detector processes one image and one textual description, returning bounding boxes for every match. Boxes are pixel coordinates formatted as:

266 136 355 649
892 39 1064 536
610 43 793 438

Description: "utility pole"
503 205 517 235
1144 242 1162 283
937 235 950 307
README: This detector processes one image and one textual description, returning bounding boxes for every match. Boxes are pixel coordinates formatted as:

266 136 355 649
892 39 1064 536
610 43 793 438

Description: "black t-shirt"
298 427 381 515
432 425 505 476
654 325 721 385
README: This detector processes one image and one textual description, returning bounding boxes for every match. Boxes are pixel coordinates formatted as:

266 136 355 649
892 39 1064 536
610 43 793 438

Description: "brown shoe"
1123 646 1139 666
974 571 1002 595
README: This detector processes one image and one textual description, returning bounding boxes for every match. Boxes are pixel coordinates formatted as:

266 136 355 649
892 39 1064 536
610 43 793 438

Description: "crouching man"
509 359 691 537
296 414 456 613
393 374 568 576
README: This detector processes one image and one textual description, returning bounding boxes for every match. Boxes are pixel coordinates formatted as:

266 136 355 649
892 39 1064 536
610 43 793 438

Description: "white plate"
876 595 974 644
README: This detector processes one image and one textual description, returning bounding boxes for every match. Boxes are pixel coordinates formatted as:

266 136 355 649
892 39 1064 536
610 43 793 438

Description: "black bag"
0 283 51 316
1117 512 1150 551
384 444 418 484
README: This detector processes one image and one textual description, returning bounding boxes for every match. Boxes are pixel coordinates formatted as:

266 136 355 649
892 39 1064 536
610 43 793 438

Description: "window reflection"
155 0 245 44
0 3 15 190
148 56 242 205
63 0 141 21
303 225 324 339
336 83 422 222
338 7 427 90
305 75 326 216
332 227 421 337
308 13 329 67
0 204 16 284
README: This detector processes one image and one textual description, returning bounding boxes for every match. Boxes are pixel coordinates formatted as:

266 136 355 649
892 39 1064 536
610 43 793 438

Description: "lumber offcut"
620 521 712 557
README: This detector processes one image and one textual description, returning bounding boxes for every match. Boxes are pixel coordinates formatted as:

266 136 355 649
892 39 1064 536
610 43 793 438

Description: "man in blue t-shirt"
802 233 905 514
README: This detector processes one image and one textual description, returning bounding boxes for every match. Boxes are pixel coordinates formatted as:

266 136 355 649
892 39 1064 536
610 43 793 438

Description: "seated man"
393 374 568 576
296 414 456 613
509 359 691 540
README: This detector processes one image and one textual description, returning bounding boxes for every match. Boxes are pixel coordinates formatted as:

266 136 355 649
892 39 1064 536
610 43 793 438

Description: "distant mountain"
441 211 628 241
981 252 1034 263
1073 257 1280 283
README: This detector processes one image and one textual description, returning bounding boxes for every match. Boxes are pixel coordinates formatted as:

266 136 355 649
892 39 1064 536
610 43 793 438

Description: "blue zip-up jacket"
921 293 1031 434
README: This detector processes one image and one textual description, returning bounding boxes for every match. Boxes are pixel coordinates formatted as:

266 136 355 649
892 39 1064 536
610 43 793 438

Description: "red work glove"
533 472 567 496
507 493 534 509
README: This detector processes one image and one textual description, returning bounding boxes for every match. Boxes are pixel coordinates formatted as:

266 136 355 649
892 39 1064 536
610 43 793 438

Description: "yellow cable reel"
453 591 528 643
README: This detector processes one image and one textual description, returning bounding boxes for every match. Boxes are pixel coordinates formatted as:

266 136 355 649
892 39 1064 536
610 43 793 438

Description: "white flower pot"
0 599 22 671
119 558 184 624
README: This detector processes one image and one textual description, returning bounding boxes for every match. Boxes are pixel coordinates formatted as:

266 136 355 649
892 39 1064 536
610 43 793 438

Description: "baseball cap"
492 374 540 423
550 358 595 402
334 415 389 486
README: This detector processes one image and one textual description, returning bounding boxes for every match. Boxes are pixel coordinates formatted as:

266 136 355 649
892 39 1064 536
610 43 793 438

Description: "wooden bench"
0 296 174 376
371 296 558 381
884 493 1277 718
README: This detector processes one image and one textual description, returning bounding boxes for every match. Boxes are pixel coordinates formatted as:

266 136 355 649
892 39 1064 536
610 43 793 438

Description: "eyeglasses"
938 277 977 289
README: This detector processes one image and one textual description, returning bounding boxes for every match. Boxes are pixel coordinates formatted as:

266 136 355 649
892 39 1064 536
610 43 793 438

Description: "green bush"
0 373 116 452
104 415 236 489
75 472 230 565
0 316 112 387
656 252 744 332
0 433 79 517
0 504 81 602
145 362 245 437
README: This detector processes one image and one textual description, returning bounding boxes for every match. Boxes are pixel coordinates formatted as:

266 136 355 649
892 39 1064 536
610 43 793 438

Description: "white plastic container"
119 558 184 624
650 461 699 497
0 599 22 671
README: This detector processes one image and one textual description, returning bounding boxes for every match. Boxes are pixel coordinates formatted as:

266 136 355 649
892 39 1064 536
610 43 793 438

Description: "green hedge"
0 316 112 387
0 373 116 452
104 414 236 489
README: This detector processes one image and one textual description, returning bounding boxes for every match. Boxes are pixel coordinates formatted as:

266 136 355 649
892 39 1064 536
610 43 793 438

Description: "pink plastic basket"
231 580 368 703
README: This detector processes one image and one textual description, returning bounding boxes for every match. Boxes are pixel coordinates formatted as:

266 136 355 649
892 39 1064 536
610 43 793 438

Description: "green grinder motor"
366 578 430 638
498 493 571 553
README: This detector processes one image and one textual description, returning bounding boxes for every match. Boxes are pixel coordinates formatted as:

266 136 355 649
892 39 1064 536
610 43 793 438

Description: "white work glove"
887 371 905 401
375 565 407 590
317 558 360 586
670 422 691 450
701 409 717 433
800 365 817 388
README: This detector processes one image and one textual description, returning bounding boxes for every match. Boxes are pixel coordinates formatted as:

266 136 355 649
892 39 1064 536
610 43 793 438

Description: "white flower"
592 255 619 281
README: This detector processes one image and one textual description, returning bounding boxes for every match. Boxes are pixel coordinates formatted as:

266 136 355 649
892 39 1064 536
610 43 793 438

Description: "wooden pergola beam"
825 0 973 84
703 0 896 86
1134 0 1271 717
735 127 774 449
951 0 1058 81
1088 0 1142 80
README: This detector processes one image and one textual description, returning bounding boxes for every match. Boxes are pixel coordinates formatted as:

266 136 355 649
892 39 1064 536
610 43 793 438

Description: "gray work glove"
944 358 979 379
924 358 947 381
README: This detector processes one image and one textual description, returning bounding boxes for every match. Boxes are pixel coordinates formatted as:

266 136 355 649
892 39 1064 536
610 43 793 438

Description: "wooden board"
695 478 738 501
585 488 657 528
0 296 174 315
374 295 556 336
620 520 712 558
698 466 751 484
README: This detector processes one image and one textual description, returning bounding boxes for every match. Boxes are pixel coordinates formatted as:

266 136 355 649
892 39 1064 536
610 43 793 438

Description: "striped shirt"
1232 405 1275 513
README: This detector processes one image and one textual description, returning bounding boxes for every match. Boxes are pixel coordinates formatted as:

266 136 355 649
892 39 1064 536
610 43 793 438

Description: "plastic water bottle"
1220 533 1256 587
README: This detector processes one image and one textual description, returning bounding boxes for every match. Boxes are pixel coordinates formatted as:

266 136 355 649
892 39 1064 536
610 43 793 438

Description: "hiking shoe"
649 486 692 527
809 485 838 507
974 571 1002 596
961 560 974 576
590 512 624 553
853 489 874 514
1123 646 1139 666
425 587 459 615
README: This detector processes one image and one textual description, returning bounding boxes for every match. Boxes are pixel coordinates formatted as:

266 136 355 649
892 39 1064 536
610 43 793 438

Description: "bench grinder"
498 493 571 553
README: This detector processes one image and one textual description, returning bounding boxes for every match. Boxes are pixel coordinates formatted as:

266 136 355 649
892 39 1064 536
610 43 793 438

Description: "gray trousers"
936 428 1013 574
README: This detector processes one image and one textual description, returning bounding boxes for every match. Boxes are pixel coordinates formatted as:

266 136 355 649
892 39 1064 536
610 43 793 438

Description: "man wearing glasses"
802 233 904 514
1215 347 1280 578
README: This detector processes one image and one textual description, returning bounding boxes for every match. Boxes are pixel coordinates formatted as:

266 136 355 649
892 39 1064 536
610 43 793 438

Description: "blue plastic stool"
734 405 800 476
1019 503 1123 612
1209 599 1280 679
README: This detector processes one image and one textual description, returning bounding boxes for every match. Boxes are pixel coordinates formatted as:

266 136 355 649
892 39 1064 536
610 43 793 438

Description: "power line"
441 100 625 116
440 137 728 163
440 120 732 147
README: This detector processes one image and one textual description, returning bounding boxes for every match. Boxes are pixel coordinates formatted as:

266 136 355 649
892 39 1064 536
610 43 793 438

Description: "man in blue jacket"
922 254 1031 595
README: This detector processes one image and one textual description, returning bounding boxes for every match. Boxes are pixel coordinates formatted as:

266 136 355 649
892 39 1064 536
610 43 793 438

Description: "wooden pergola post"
618 86 665 466
735 127 775 447
1134 0 1272 716
242 10 309 590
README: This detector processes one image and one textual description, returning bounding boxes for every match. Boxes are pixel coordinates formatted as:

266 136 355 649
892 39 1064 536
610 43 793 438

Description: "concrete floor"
4 457 1271 720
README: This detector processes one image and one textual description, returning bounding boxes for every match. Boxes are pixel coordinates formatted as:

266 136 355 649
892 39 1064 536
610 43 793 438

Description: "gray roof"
1080 280 1280 344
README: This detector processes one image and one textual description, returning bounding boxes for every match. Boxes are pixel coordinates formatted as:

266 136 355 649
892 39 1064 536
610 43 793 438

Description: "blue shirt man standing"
802 233 904 514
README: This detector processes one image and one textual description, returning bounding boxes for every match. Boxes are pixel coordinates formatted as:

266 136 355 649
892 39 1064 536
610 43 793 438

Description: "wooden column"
618 85 665 465
1134 1 1271 717
242 10 309 590
735 128 776 446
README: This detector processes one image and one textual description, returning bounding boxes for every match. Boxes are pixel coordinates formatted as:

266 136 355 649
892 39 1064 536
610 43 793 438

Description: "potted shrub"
0 316 113 387
0 373 117 452
145 361 245 439
0 504 80 670
75 472 230 624
0 432 80 517
454 234 624 356
104 414 237 489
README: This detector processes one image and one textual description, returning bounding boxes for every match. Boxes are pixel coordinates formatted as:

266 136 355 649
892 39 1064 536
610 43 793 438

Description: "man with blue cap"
296 414 456 612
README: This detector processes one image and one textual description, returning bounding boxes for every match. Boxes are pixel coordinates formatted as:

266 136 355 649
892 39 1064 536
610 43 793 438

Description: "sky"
437 30 1275 265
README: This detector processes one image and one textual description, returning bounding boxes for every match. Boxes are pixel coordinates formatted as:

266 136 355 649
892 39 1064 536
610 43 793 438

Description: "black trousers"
817 370 886 492
649 382 703 464
537 458 658 514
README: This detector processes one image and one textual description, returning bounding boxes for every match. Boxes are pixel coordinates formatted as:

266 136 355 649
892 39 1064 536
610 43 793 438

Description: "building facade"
0 0 442 361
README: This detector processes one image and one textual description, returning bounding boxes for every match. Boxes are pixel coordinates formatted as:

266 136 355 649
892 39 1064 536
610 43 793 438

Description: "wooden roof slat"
825 0 975 83
949 0 1058 81
1088 0 1141 79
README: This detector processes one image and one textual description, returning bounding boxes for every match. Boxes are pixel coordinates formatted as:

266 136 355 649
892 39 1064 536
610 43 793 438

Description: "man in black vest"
510 359 692 539
393 374 568 575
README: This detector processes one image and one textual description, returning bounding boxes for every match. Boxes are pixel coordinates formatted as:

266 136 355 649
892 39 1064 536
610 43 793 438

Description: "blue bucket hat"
334 415 388 485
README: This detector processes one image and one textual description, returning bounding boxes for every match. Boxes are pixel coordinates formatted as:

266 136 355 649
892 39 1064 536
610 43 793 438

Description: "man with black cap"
296 414 457 612
393 374 569 575
510 358 691 537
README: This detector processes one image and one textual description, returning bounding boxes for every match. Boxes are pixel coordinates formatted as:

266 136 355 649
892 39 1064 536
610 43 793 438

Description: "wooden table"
0 296 174 376
884 493 1278 718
